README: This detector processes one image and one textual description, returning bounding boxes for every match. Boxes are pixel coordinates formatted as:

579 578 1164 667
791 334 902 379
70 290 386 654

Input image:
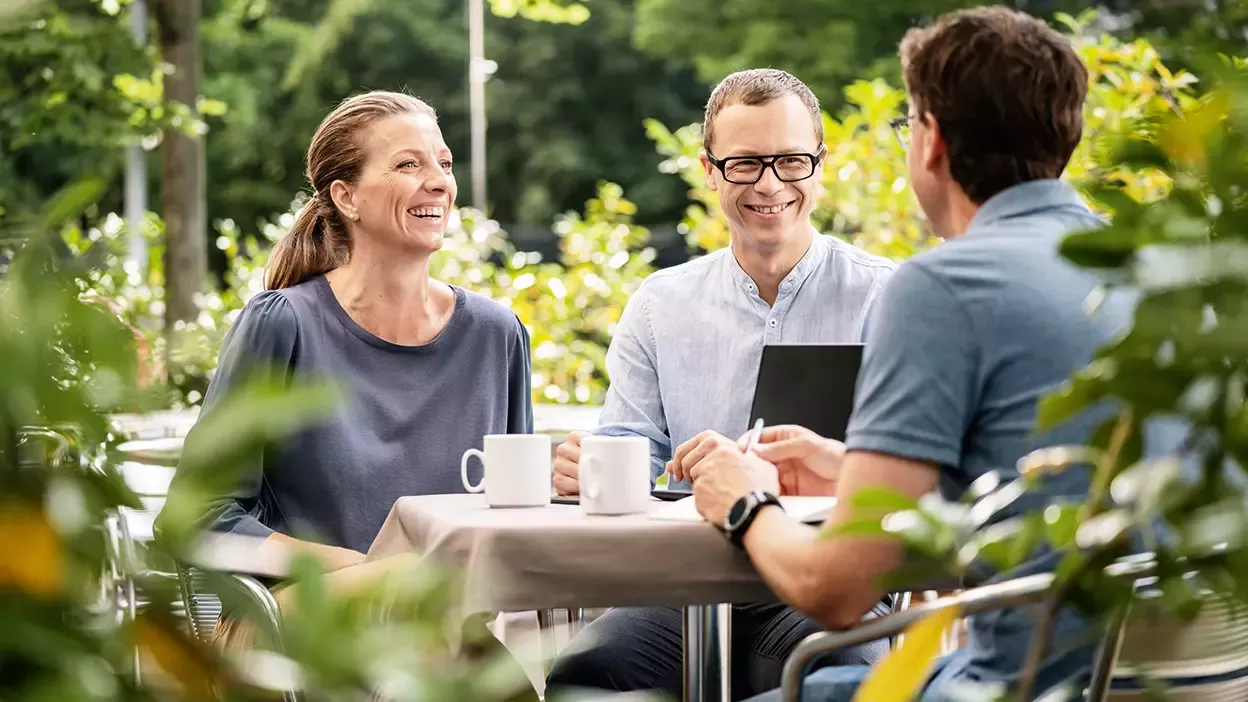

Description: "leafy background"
4 1 1248 700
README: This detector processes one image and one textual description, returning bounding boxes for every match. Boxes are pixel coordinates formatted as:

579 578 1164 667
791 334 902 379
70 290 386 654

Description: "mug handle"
461 448 485 493
582 456 601 500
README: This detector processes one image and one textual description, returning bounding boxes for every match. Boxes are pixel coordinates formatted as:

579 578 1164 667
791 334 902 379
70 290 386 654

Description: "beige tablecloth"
366 494 778 614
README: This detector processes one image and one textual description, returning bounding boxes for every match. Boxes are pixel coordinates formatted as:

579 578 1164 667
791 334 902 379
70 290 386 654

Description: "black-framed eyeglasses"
705 145 826 185
889 115 912 148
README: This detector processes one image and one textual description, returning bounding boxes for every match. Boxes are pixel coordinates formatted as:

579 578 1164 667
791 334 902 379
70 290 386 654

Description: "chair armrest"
779 573 1055 702
780 553 1161 702
174 559 286 648
212 570 285 649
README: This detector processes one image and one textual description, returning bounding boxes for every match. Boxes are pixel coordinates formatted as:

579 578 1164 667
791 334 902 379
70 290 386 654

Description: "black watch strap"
726 491 782 549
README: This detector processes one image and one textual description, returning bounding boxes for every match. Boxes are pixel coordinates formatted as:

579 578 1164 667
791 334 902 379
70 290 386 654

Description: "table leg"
536 609 558 676
683 603 731 702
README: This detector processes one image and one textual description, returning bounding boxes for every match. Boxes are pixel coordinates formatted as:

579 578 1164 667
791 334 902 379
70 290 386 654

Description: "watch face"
726 493 756 531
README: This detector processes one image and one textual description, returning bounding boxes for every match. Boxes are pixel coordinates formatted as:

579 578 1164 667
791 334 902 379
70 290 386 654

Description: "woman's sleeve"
507 314 535 435
158 291 300 541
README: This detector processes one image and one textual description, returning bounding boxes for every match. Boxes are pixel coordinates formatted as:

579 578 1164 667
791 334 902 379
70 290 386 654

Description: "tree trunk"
155 0 206 332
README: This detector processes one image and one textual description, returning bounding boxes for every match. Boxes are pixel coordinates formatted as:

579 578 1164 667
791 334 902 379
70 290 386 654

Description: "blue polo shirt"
845 179 1174 697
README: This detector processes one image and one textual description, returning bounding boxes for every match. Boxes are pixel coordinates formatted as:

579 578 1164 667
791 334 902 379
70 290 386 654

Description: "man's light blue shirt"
594 230 897 486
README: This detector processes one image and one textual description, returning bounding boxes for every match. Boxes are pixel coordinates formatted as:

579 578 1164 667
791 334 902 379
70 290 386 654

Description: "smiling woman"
265 92 450 289
158 92 536 698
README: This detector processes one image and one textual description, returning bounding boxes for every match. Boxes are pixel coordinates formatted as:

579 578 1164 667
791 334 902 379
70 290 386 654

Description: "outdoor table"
367 493 784 702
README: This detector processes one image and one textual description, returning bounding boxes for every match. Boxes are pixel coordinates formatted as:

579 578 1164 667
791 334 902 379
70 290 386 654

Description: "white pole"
125 0 149 271
468 0 487 213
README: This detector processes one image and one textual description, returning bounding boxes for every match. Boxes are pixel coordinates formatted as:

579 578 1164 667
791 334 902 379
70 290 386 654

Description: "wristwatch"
723 490 782 549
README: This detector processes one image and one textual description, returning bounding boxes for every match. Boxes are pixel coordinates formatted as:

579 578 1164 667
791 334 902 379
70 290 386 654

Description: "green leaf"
1114 139 1174 174
965 514 1046 572
1181 499 1248 556
1159 576 1205 620
850 486 919 513
1037 368 1110 429
39 176 109 232
1084 184 1145 220
1060 224 1140 269
0 0 44 24
1043 503 1081 549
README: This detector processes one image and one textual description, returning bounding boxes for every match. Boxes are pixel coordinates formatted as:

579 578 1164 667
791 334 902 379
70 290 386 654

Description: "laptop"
747 343 865 442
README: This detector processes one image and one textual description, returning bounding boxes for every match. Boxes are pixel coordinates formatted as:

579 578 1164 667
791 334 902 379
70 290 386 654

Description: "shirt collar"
727 226 830 296
965 179 1090 234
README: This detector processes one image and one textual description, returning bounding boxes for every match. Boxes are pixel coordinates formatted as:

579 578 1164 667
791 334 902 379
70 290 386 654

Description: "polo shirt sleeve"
844 260 980 471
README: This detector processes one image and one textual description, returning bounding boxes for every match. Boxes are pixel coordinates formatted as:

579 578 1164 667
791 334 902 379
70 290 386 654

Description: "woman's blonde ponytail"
264 196 344 290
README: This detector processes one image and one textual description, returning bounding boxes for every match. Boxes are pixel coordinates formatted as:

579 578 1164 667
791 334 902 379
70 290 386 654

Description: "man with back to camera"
680 7 1189 701
543 68 898 700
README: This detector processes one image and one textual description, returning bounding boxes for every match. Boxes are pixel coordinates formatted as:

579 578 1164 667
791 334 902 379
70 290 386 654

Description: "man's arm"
740 451 940 630
595 286 672 482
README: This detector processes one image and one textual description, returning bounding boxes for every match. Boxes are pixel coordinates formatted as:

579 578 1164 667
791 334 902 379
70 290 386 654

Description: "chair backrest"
1107 595 1248 701
175 562 223 643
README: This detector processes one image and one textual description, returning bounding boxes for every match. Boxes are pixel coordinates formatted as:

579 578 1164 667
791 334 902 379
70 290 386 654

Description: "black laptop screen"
747 344 864 441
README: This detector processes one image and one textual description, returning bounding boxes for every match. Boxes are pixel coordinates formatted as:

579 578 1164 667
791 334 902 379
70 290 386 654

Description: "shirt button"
768 319 778 328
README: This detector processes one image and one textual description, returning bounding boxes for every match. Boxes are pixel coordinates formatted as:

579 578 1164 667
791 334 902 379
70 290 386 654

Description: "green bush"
69 15 1206 412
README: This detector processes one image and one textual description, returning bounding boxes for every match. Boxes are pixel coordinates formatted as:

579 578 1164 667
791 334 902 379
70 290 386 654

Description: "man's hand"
738 425 844 496
667 430 739 483
553 431 585 495
689 446 780 526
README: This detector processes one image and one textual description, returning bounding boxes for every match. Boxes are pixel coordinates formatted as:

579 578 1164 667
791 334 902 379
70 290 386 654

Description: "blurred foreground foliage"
1 178 568 700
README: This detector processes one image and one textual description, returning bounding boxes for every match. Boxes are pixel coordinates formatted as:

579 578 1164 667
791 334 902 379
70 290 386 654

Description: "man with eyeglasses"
544 68 897 701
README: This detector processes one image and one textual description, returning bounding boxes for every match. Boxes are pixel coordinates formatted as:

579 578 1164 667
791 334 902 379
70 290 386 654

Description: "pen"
744 417 765 454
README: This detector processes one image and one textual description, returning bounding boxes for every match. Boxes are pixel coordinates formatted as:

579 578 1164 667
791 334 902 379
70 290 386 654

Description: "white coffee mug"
579 435 651 516
461 434 552 508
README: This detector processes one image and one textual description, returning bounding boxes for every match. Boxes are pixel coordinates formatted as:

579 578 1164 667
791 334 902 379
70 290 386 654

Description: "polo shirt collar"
965 179 1090 234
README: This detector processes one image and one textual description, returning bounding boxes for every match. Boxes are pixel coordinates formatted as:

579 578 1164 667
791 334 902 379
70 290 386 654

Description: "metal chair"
166 534 299 701
19 426 152 686
778 555 1248 702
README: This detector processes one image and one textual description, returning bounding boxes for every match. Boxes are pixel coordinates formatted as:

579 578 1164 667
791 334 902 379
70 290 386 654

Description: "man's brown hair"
702 68 823 154
900 6 1089 204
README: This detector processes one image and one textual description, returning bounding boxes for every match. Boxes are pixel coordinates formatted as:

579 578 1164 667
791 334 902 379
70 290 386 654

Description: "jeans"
545 601 892 702
742 653 964 702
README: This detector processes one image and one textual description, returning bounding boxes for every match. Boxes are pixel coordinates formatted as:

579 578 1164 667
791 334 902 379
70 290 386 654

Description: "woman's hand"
266 532 367 572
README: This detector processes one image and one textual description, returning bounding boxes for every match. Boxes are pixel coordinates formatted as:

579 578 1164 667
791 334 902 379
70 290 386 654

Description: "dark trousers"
546 600 892 701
